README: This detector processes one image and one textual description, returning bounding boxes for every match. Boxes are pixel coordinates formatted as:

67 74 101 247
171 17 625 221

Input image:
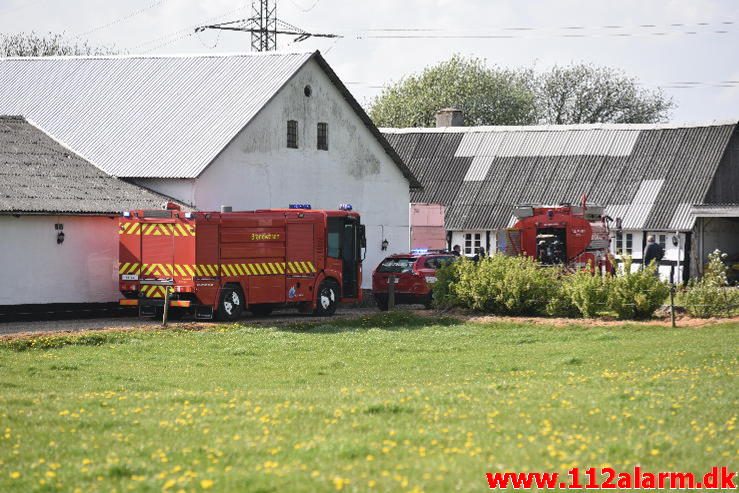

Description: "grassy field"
0 313 736 492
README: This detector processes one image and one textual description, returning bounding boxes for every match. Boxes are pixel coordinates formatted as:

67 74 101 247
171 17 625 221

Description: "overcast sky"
1 0 737 122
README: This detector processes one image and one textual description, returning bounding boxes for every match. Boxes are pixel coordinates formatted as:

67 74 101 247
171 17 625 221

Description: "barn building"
383 115 739 281
0 51 420 291
0 116 175 315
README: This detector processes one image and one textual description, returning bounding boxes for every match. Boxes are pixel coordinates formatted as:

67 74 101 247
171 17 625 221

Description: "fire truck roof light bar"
289 203 312 209
339 203 353 211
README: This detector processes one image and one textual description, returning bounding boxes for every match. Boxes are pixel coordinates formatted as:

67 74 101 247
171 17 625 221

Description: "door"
341 218 360 298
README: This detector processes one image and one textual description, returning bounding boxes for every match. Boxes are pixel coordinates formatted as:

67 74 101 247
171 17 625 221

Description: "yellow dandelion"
650 449 660 456
10 471 21 479
200 479 214 489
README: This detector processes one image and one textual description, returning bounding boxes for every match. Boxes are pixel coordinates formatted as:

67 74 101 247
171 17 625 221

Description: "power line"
130 4 247 52
356 19 734 34
286 0 321 13
74 0 171 40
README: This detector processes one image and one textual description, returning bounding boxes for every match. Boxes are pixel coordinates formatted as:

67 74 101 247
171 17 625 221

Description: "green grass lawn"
0 313 736 492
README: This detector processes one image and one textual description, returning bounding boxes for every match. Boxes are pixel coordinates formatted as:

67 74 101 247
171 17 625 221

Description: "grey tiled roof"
0 116 179 214
382 122 738 231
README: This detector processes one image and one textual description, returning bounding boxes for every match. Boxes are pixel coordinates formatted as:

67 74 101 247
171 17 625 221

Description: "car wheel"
314 281 338 317
216 287 243 321
422 293 434 310
249 304 273 317
375 295 389 311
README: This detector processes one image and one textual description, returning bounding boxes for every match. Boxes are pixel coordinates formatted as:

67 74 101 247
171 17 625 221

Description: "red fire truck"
502 203 613 273
118 204 365 320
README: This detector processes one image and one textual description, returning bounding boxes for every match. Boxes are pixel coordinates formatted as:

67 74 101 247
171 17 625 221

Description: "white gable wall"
138 59 411 289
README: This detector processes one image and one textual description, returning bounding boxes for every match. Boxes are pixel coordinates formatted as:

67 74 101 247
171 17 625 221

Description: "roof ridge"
0 50 315 62
381 120 739 133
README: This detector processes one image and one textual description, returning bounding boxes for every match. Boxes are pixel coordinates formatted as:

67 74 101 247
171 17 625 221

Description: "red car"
372 251 457 310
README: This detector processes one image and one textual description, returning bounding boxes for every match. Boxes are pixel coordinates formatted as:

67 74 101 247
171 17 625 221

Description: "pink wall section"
410 203 446 250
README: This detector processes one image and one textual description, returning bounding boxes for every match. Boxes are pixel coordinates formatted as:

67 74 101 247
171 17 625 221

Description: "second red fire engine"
118 204 365 319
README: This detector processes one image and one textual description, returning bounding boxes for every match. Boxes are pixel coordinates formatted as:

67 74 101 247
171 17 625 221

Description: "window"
377 257 417 273
658 234 667 250
615 232 633 256
327 218 342 258
287 120 298 149
317 122 328 151
424 256 456 269
464 233 481 255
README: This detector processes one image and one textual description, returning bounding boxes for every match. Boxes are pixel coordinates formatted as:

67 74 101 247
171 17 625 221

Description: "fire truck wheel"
217 286 244 321
314 281 339 317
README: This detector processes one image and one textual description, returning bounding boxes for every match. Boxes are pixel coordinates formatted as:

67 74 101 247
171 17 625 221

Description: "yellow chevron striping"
308 261 316 272
119 262 130 274
222 264 233 276
184 264 195 276
274 262 284 274
175 264 186 276
195 265 203 276
208 265 218 276
300 261 310 273
176 223 188 236
131 223 141 235
127 263 138 274
232 264 244 275
119 223 129 234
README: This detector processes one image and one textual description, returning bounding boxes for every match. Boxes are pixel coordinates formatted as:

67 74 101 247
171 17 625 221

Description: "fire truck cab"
118 204 365 320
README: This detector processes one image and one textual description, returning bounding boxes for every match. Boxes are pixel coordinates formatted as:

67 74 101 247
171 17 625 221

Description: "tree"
369 55 537 127
535 63 673 124
369 56 674 127
0 32 118 57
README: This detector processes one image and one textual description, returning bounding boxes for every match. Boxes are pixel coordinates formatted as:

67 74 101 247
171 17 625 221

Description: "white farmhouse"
0 51 419 294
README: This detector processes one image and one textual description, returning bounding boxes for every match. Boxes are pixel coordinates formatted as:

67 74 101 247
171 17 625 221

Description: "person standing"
451 245 461 257
643 235 664 269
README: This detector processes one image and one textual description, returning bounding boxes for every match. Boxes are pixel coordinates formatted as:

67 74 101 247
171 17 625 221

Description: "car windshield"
377 257 417 273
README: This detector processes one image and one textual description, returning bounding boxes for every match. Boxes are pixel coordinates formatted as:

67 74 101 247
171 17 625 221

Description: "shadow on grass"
278 311 463 334
0 332 129 352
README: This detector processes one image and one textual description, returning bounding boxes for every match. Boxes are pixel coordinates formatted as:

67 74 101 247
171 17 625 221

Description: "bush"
435 256 559 316
607 258 670 319
432 257 465 309
684 250 739 318
552 269 610 318
433 254 675 320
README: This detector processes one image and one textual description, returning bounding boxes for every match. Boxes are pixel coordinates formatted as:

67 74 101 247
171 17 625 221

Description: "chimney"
435 108 464 127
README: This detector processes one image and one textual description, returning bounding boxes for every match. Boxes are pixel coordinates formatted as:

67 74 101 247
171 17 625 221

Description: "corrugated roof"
383 121 737 231
0 51 420 188
0 115 179 214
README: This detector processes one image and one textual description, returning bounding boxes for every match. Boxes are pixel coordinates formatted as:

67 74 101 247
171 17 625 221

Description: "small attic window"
304 85 312 97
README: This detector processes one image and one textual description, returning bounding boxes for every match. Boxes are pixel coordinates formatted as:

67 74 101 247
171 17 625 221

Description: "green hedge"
433 255 670 320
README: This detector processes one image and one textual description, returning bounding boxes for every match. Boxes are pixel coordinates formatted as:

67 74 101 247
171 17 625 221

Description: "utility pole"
195 0 340 52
